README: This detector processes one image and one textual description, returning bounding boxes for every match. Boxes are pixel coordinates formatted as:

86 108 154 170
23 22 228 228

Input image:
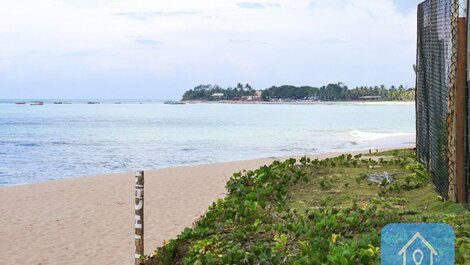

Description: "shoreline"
182 100 415 106
0 146 413 265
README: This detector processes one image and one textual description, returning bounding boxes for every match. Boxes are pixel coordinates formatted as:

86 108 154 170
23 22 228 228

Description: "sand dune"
0 148 411 265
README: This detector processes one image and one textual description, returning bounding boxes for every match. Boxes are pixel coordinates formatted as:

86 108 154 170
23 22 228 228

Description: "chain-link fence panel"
416 0 455 199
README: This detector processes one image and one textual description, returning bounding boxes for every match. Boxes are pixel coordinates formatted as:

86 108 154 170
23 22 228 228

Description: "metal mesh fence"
417 0 469 202
416 0 456 199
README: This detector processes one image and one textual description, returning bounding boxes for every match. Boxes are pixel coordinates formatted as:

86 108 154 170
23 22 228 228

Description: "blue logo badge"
381 223 455 265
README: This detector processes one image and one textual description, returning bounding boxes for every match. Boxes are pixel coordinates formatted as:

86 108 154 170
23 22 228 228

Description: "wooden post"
134 171 144 264
456 18 468 203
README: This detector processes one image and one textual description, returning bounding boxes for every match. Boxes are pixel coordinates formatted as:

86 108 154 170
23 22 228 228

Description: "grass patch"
142 149 469 265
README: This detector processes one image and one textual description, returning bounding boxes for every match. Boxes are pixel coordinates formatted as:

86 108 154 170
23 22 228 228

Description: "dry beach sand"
0 147 413 265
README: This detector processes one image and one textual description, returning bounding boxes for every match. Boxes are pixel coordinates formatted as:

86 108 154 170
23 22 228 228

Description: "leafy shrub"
143 150 469 265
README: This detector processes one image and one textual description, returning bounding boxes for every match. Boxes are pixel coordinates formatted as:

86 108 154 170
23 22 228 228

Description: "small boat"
114 102 122 104
15 102 26 105
164 101 186 105
30 101 44 106
53 102 63 104
87 101 100 104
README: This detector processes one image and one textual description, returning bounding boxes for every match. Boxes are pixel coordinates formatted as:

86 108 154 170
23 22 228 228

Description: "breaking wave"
348 130 414 141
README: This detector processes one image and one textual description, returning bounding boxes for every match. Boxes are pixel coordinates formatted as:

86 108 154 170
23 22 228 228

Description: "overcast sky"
1 0 422 99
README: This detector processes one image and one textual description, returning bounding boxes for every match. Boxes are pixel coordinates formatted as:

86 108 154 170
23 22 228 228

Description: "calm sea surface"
0 102 415 186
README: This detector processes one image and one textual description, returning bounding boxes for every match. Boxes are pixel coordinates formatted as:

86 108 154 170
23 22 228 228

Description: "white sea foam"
348 130 414 141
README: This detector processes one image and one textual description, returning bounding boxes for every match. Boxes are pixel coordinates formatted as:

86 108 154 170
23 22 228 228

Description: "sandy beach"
0 147 412 265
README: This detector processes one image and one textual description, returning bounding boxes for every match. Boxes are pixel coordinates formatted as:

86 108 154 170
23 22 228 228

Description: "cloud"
237 2 267 9
236 2 281 10
237 2 281 9
59 50 101 57
114 11 201 21
266 3 281 8
309 0 346 10
321 38 347 44
24 50 58 56
20 50 100 58
59 0 121 9
136 39 160 46
228 39 269 45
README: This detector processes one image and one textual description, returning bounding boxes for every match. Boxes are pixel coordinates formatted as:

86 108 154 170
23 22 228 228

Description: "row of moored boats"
14 101 186 105
15 101 97 105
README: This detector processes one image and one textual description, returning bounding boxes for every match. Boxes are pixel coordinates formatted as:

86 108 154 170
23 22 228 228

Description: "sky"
0 0 423 99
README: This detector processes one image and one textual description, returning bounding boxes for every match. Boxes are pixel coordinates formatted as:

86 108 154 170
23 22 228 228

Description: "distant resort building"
240 96 257 101
240 91 262 102
212 93 224 98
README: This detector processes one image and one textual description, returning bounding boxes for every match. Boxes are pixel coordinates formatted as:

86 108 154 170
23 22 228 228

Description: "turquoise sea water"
0 102 415 186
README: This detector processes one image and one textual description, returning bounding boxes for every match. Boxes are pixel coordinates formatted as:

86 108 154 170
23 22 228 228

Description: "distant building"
212 93 224 98
239 96 255 101
255 90 263 97
240 94 262 102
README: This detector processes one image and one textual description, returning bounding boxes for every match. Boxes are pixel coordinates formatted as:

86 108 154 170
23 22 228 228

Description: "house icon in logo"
398 232 438 265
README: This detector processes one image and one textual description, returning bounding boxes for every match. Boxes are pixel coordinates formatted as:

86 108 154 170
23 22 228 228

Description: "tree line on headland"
181 83 415 101
182 83 256 101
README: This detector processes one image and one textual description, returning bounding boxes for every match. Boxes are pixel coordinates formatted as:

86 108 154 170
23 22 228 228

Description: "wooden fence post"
456 17 468 203
135 171 144 264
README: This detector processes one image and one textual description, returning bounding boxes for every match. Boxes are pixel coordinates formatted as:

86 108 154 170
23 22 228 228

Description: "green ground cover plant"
142 149 469 265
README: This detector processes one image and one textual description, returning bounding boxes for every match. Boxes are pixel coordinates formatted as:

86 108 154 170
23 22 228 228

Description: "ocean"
0 101 415 186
